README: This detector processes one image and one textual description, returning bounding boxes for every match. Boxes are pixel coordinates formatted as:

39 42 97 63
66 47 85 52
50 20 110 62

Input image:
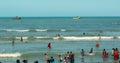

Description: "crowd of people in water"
0 41 116 63
44 42 120 63
4 35 120 63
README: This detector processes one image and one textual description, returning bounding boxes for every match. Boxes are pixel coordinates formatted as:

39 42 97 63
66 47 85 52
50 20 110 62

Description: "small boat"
73 16 80 20
13 16 21 20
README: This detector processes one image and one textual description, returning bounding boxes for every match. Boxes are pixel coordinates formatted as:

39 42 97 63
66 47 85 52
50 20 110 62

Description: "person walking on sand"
48 43 51 49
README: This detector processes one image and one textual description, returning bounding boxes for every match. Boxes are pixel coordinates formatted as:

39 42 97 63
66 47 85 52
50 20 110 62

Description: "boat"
73 16 80 20
13 16 21 20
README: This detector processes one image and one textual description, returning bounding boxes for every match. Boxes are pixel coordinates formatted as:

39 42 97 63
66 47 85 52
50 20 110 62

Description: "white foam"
15 30 29 32
16 37 28 40
35 36 49 39
0 53 21 57
60 29 66 32
53 37 60 40
63 36 113 40
63 36 99 40
36 29 47 32
6 29 29 32
100 36 113 39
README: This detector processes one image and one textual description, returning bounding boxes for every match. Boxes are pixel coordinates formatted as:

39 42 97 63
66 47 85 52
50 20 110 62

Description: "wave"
0 29 120 32
6 29 29 32
0 53 21 57
0 36 120 41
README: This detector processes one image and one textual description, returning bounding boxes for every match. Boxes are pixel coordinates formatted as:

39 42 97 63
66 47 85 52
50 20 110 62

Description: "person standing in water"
102 49 108 59
20 36 23 42
89 48 93 53
12 38 15 46
96 42 99 48
48 43 51 49
81 49 85 58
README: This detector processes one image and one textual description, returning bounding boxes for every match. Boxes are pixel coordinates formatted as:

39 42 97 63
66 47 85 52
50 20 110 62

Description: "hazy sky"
0 0 120 17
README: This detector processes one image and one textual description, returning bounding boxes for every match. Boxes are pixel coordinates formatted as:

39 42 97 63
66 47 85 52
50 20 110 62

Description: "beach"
0 17 120 63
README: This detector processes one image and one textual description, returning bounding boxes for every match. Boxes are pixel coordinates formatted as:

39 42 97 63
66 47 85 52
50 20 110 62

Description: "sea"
0 17 120 63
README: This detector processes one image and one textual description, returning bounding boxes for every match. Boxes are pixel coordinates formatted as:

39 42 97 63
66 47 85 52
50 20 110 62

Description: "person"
44 53 50 63
16 59 20 63
89 48 93 53
58 54 63 62
50 56 55 63
64 57 67 63
34 60 38 63
12 38 15 46
48 43 51 49
23 60 28 63
20 36 23 42
57 34 61 37
66 51 70 63
69 51 74 63
96 42 99 48
112 48 115 56
114 48 119 60
81 49 85 58
102 49 108 58
83 32 85 35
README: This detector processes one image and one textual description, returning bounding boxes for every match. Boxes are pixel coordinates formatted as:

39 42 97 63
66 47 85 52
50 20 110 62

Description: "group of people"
45 51 75 63
12 36 23 46
112 48 119 60
16 59 38 63
80 42 120 62
44 53 55 63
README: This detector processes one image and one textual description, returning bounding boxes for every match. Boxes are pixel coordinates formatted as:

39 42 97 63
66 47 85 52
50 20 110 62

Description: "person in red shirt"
102 49 108 58
48 43 51 49
96 42 99 48
114 48 119 60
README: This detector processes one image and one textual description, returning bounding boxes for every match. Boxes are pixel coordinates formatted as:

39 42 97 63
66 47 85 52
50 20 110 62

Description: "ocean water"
0 17 120 63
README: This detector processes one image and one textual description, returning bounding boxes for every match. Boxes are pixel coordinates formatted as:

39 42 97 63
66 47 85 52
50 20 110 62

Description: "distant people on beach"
48 43 51 49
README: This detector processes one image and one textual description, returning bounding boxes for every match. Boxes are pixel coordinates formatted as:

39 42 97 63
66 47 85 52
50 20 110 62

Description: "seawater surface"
0 17 120 63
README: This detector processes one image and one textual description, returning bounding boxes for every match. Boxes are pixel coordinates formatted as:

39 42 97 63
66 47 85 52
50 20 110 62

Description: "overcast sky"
0 0 120 17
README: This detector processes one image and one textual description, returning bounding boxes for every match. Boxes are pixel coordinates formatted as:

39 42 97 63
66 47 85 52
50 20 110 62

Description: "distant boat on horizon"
13 16 21 20
73 16 80 20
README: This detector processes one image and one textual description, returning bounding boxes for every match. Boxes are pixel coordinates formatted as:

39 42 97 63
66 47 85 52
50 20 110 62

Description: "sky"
0 0 120 17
